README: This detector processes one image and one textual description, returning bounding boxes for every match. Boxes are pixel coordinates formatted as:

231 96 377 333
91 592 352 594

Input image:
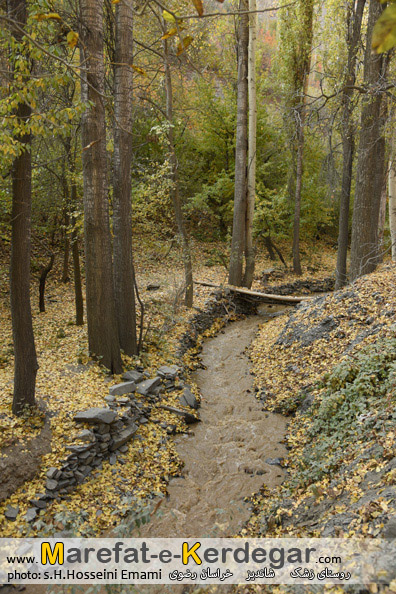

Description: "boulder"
122 370 144 384
46 467 61 480
4 505 19 521
136 378 161 396
75 429 95 442
46 479 58 491
179 387 198 410
110 424 138 451
157 365 180 380
24 508 38 523
74 408 117 425
108 382 136 397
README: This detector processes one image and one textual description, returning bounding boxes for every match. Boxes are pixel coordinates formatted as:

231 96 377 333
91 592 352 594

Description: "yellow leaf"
192 0 203 17
177 35 193 56
161 27 178 40
66 31 79 49
33 12 62 21
131 65 148 76
163 9 176 22
372 4 396 53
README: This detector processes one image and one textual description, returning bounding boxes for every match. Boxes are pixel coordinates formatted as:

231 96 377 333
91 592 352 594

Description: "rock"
109 454 117 465
147 283 161 291
24 508 38 523
136 377 161 396
46 467 61 480
74 408 117 425
5 505 19 521
159 405 200 425
46 479 58 491
139 417 149 424
108 382 136 397
157 365 180 380
119 445 129 453
110 424 138 451
384 517 396 539
31 498 47 510
265 458 284 467
104 395 116 404
66 444 93 454
117 397 130 405
76 429 95 442
122 370 144 384
179 387 198 410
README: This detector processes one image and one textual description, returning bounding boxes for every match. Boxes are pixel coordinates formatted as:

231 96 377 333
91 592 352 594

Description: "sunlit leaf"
131 65 148 76
66 31 79 49
163 9 176 22
192 0 204 16
161 27 178 40
33 12 62 21
177 35 193 56
372 4 396 53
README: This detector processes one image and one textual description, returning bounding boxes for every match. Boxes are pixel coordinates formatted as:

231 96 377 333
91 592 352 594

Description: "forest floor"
0 237 335 538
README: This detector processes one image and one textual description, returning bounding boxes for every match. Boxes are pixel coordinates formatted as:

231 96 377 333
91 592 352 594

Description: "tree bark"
113 0 137 354
39 254 55 313
350 0 389 281
243 0 257 289
79 0 122 372
61 209 70 283
8 0 39 415
335 0 366 289
292 120 304 276
389 158 396 261
71 218 84 326
377 161 388 261
229 0 249 287
163 32 193 307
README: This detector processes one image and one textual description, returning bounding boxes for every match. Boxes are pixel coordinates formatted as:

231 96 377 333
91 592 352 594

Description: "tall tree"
162 21 193 308
243 0 257 289
7 0 39 415
79 0 122 372
229 0 249 286
389 156 396 261
291 0 315 276
335 0 366 289
113 0 137 355
350 0 389 281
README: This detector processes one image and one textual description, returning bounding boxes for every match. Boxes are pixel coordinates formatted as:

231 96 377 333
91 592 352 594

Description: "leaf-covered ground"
244 263 396 547
0 238 335 538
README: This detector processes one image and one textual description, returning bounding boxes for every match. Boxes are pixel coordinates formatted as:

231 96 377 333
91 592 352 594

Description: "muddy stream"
139 308 288 541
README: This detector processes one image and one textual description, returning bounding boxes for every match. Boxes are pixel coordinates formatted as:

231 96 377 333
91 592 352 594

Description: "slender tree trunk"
335 0 366 289
350 0 389 281
389 158 396 261
79 0 122 373
39 254 55 313
229 0 249 287
243 0 257 289
292 119 304 276
71 217 84 326
163 34 193 307
61 209 70 283
8 0 39 415
377 161 388 262
113 0 137 354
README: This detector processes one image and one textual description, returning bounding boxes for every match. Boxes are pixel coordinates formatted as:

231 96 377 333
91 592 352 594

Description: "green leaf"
372 4 396 53
163 9 176 22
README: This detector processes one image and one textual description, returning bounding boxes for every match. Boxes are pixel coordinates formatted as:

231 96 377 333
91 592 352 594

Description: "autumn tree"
79 0 122 372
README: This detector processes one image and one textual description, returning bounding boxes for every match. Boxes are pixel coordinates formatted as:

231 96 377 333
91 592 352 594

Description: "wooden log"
194 280 313 304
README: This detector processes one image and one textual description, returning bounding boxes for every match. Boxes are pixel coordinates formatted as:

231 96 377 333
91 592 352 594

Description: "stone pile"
6 364 200 523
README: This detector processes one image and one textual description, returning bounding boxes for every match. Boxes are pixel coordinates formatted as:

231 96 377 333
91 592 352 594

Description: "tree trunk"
335 0 366 289
79 0 122 373
229 0 249 287
113 0 137 355
61 209 70 283
350 0 389 281
292 121 304 276
39 254 55 313
8 0 39 415
71 218 84 326
243 0 257 289
377 162 388 261
163 33 193 307
389 158 396 261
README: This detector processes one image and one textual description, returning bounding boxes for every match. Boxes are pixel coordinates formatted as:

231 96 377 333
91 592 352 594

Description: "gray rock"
122 370 144 384
74 408 117 425
136 377 161 396
159 405 200 425
5 505 19 521
117 397 130 405
66 444 93 454
384 517 396 539
110 424 138 451
265 458 284 467
46 467 61 480
46 479 58 491
24 508 38 523
109 454 117 465
157 365 180 380
104 395 116 404
95 423 111 434
179 387 198 410
109 382 136 397
119 445 129 453
76 429 95 442
31 498 47 510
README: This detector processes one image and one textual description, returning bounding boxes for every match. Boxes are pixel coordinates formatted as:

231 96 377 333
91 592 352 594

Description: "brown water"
140 310 288 539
